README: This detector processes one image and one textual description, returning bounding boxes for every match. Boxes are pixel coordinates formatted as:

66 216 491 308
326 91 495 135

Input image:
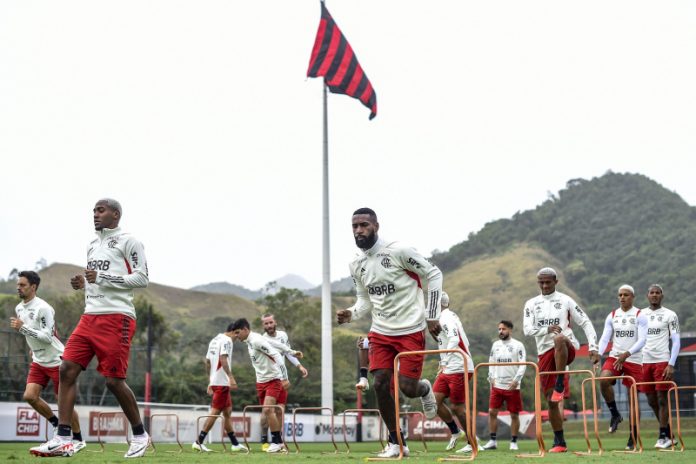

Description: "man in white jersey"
641 284 680 449
259 314 307 450
336 207 443 458
484 320 526 451
430 292 476 453
192 323 246 452
12 271 85 454
31 199 150 458
523 267 599 453
231 318 298 454
597 284 647 450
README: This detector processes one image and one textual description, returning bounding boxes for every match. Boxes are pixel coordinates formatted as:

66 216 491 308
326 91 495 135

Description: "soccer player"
258 314 307 450
336 207 443 458
31 198 150 458
192 323 246 452
523 267 599 453
432 292 477 454
231 318 297 454
641 284 680 449
597 284 648 450
485 320 527 451
12 271 85 454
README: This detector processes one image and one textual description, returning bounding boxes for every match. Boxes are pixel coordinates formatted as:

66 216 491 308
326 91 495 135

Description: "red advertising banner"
89 411 128 436
407 415 449 440
231 416 251 438
16 407 41 436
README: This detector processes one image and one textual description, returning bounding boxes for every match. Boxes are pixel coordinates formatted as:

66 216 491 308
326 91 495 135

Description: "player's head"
536 267 558 295
498 320 513 340
224 321 236 337
618 284 634 309
647 284 663 308
352 207 379 250
93 198 122 231
441 291 450 310
17 270 40 301
261 314 277 335
230 318 251 341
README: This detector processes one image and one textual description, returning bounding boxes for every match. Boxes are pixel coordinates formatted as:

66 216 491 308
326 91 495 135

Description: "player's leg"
260 410 270 448
435 388 460 451
23 383 56 424
509 412 520 450
550 335 569 400
356 336 370 390
395 331 436 420
508 389 522 450
221 405 246 451
486 407 499 450
599 355 622 433
263 393 286 453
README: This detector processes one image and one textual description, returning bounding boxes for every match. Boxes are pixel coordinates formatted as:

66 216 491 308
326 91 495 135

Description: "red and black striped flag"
307 3 377 120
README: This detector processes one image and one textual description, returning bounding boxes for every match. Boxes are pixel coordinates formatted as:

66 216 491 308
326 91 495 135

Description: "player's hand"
206 385 213 395
10 317 23 331
356 336 366 349
662 365 675 381
547 325 562 334
281 379 290 390
294 351 304 359
229 378 238 391
613 352 629 370
589 350 600 366
71 274 85 290
298 365 309 378
508 380 519 391
336 309 352 324
427 320 442 340
84 269 98 284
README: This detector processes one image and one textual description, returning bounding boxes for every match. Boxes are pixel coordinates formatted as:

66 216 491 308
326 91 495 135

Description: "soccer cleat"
482 439 497 450
446 430 466 451
510 441 519 451
550 389 564 403
229 443 248 452
355 377 370 391
192 441 212 452
29 436 74 457
608 414 623 433
124 432 150 458
655 437 674 449
420 379 437 419
625 437 635 451
51 425 58 438
261 443 270 451
72 440 87 454
376 443 410 458
456 438 483 453
266 443 287 453
549 444 568 453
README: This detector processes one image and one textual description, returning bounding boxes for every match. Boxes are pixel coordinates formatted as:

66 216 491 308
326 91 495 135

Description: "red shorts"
210 386 232 410
642 362 671 392
601 358 643 388
489 387 523 413
368 330 426 379
256 379 288 405
433 372 472 404
62 314 136 378
538 344 575 398
27 363 60 394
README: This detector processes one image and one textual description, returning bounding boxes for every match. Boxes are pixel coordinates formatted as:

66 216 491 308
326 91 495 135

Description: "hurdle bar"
342 408 386 453
241 404 287 453
149 413 182 454
666 385 690 452
473 361 545 459
87 411 132 454
195 414 229 452
539 369 598 456
630 380 678 453
291 407 338 454
582 375 639 454
400 410 427 453
364 348 472 462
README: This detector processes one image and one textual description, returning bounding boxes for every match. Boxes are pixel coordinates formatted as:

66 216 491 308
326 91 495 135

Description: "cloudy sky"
1 1 695 290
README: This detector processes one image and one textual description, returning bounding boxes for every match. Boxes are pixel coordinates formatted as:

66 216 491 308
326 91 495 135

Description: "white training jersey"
263 330 300 367
437 309 474 375
245 332 288 383
348 238 443 336
598 307 648 364
206 333 233 386
85 227 149 319
642 306 680 365
488 338 527 390
523 291 598 356
15 297 64 367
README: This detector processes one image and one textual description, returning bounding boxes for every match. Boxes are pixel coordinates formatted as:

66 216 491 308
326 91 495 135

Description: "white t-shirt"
598 307 648 364
15 297 64 367
642 306 680 364
263 330 300 367
488 338 527 390
437 309 474 374
245 332 288 383
206 333 233 386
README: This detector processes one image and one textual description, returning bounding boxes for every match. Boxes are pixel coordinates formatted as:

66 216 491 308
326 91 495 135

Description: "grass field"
2 437 695 463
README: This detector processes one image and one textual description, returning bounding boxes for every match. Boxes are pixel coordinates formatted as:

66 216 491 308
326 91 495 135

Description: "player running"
12 271 85 455
597 284 648 450
336 207 443 458
523 267 599 453
192 323 246 452
641 284 681 449
484 320 527 451
31 199 150 458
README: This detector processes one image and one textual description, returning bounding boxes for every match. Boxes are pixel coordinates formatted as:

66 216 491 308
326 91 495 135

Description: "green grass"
1 437 695 463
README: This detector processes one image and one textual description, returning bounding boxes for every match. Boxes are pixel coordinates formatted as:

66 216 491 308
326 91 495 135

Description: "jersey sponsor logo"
496 357 513 363
368 283 396 295
407 257 422 269
537 317 560 327
130 251 139 267
615 330 635 337
574 305 585 316
647 328 661 335
380 257 392 269
87 259 111 271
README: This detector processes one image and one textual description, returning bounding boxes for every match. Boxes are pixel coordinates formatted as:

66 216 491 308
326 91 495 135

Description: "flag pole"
320 76 333 412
